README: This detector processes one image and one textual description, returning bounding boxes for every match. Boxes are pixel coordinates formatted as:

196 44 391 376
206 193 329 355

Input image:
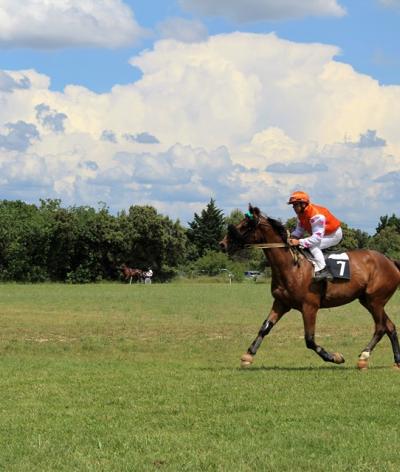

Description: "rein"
245 226 301 265
245 224 290 249
245 243 287 249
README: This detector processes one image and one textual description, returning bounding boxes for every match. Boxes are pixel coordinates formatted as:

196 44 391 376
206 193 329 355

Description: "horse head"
219 204 287 254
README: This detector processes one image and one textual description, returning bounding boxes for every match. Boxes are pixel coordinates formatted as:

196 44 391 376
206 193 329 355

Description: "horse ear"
253 207 261 217
246 203 255 220
248 204 260 217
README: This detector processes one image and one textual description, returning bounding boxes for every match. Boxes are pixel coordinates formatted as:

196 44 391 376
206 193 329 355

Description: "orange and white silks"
298 204 341 235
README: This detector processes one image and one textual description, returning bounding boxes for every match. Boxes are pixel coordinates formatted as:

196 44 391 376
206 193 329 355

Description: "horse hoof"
357 359 368 370
332 352 345 364
393 363 400 371
240 353 254 368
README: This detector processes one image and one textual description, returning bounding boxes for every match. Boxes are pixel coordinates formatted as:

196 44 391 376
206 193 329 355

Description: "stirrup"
313 268 333 281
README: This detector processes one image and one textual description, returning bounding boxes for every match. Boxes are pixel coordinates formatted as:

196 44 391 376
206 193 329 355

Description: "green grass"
0 283 399 471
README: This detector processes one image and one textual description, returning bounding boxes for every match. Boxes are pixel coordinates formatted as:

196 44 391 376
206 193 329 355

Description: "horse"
121 265 145 284
219 204 400 370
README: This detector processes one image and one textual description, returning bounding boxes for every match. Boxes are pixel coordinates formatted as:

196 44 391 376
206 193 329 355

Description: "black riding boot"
313 267 333 281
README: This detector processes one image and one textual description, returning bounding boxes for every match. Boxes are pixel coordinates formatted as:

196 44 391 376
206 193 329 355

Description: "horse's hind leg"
241 300 289 367
385 317 400 368
302 304 345 364
358 296 395 369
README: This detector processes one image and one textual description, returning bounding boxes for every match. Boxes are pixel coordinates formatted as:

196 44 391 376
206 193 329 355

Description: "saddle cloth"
303 250 351 280
325 253 350 280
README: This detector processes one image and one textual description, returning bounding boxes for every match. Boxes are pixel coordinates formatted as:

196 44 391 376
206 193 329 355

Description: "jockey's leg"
320 227 343 250
309 244 333 280
311 228 343 280
309 246 325 271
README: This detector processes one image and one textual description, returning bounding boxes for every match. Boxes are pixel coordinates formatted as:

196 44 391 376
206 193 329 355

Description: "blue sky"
2 0 399 91
0 0 399 232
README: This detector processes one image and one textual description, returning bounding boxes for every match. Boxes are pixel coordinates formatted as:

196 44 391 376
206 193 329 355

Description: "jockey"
287 191 343 281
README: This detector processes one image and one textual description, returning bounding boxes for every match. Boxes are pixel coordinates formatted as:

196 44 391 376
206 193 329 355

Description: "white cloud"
0 0 145 49
35 104 67 133
1 32 400 231
101 130 118 143
123 132 160 144
0 121 39 151
156 17 208 43
179 0 346 22
0 71 31 92
379 0 400 10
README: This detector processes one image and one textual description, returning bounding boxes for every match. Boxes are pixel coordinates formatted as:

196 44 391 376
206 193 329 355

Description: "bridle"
241 217 300 264
242 216 288 248
245 242 287 249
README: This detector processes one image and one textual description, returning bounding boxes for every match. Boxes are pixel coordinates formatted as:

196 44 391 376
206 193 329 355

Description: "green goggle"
245 211 254 220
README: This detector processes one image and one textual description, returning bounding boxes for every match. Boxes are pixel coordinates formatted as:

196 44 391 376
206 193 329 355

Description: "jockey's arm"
299 214 326 249
291 220 305 239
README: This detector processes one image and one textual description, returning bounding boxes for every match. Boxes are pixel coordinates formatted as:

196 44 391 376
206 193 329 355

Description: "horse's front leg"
302 304 345 364
241 300 289 367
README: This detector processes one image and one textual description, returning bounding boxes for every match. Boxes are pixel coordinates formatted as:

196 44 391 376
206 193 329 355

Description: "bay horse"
219 204 400 370
121 265 144 284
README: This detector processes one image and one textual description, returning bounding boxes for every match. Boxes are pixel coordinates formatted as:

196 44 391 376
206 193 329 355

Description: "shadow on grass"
197 365 391 372
240 365 391 371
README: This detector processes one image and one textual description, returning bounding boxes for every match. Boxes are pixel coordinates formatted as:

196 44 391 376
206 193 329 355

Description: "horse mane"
247 204 288 243
265 216 288 243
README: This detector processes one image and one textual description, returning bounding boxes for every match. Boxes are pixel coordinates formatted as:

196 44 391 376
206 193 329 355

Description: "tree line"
0 198 399 283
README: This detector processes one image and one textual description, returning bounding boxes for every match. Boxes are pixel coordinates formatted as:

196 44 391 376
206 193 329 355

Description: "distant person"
287 191 342 281
145 268 153 284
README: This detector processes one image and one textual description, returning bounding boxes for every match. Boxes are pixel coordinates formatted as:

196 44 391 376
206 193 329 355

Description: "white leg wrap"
359 351 370 360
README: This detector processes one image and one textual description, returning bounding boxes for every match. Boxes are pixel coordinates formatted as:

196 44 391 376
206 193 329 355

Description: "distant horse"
219 204 400 370
121 265 144 284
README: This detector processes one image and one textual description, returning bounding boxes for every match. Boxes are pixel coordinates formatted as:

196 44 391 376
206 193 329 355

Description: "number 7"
337 260 346 276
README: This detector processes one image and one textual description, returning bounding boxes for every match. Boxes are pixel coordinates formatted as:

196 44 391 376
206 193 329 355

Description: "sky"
0 0 399 233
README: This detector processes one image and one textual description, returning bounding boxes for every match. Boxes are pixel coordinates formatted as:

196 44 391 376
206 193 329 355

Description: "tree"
117 205 188 280
368 226 400 259
335 222 370 251
0 199 189 282
224 208 244 226
376 214 400 233
0 200 52 281
38 201 125 283
187 198 225 258
285 216 298 233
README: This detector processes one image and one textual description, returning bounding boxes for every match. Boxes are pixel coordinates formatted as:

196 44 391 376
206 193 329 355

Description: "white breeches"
308 227 343 271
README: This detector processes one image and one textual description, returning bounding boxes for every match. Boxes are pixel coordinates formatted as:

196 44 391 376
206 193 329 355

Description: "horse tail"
389 258 400 272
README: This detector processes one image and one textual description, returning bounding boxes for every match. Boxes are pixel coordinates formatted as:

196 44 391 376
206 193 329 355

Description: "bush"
66 265 93 284
181 250 246 282
192 250 230 276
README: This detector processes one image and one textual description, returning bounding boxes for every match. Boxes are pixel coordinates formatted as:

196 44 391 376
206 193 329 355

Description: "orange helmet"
287 191 310 205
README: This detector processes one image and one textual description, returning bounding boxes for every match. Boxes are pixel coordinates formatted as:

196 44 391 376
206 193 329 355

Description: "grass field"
0 282 399 471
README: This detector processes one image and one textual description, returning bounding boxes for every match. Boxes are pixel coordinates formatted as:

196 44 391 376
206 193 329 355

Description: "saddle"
300 249 351 280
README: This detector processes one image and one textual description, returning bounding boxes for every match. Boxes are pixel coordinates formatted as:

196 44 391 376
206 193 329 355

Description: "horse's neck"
266 250 300 290
263 247 292 269
260 228 293 275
